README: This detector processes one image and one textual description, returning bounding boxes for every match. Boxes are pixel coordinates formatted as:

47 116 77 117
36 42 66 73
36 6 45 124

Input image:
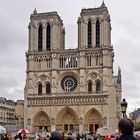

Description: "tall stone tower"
24 2 122 133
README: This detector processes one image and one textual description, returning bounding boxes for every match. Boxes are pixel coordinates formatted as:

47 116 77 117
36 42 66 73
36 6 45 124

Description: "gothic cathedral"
24 2 122 133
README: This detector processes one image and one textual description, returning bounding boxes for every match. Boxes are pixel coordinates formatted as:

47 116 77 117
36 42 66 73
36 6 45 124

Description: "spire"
100 0 106 8
33 8 37 14
117 67 121 83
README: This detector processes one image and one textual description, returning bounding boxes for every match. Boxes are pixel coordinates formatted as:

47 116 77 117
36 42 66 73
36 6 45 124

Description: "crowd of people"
0 118 139 140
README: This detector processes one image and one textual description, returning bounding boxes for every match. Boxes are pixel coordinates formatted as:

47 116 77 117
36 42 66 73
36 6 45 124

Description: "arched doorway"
56 107 79 133
84 108 102 133
33 111 51 132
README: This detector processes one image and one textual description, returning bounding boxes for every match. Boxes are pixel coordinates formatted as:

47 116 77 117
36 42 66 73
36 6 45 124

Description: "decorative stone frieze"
27 94 109 107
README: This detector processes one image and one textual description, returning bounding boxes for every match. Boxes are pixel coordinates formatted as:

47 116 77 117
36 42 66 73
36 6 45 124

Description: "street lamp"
121 98 128 118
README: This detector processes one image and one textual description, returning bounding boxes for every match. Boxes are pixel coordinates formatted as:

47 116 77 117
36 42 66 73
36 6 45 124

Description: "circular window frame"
61 75 78 92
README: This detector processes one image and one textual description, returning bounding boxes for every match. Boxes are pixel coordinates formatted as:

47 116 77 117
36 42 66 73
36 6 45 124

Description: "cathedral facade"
24 2 122 133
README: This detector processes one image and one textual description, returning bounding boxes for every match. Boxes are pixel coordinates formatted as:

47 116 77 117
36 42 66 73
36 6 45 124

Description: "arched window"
46 24 51 50
96 20 100 47
38 25 43 51
46 83 51 95
88 20 92 48
38 83 42 95
88 81 92 94
96 81 101 93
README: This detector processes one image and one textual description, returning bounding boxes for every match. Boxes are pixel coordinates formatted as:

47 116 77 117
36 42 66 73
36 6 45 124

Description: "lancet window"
46 24 51 50
38 83 43 95
88 20 92 48
96 20 100 47
38 25 43 51
96 81 101 93
46 83 51 95
88 80 93 94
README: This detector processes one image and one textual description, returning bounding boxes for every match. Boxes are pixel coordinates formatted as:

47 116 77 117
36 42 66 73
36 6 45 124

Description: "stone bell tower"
28 9 65 52
78 2 111 48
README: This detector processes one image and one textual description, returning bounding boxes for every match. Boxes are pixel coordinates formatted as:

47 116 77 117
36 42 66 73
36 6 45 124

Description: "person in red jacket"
103 135 111 140
61 132 64 140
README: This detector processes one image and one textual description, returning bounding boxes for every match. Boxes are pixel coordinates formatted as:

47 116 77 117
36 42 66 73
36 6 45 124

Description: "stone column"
51 118 56 131
79 117 84 132
51 125 56 131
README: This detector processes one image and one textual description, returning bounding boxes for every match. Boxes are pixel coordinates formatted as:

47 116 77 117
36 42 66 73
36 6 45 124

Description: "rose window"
61 75 78 92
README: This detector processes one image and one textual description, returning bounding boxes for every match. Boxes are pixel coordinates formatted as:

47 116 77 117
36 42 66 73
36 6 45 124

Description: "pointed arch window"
46 24 51 51
38 25 43 51
88 20 92 48
96 20 100 47
46 83 51 95
96 81 101 93
88 81 92 94
38 83 42 95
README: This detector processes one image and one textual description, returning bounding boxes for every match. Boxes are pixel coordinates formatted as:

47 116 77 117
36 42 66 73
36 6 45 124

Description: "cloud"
0 87 24 101
0 0 140 114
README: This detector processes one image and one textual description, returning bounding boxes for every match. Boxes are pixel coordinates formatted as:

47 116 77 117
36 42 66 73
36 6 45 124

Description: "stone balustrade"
27 94 109 107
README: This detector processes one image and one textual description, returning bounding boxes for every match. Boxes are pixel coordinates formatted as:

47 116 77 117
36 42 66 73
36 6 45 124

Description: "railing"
27 94 109 107
27 47 106 71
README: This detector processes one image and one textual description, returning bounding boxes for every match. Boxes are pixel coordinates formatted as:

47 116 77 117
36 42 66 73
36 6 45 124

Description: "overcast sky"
0 0 140 114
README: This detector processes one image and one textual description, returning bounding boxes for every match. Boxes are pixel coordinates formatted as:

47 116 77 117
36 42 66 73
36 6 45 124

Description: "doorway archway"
84 108 102 132
33 111 51 132
56 107 79 133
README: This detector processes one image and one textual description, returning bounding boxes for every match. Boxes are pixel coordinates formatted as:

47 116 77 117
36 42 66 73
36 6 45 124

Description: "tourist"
23 134 28 140
46 135 50 140
103 135 111 140
110 135 116 140
118 118 137 140
115 134 120 140
18 133 22 140
1 133 9 140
